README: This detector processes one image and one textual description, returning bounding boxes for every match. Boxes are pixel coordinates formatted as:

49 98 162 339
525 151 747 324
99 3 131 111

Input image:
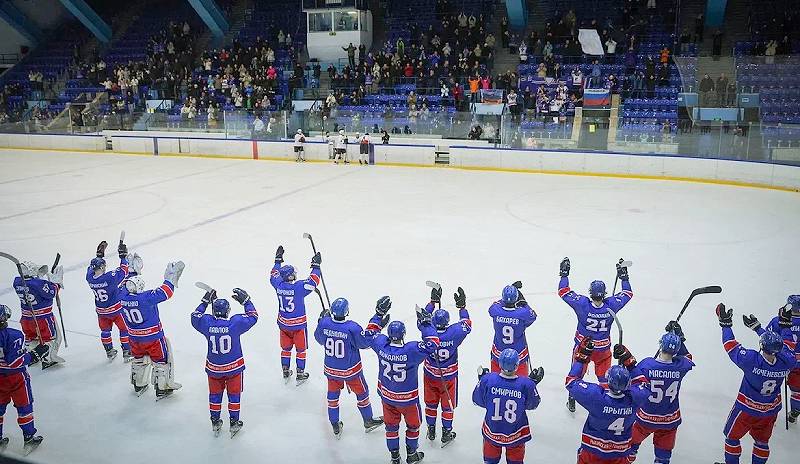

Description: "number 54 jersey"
630 353 694 429
191 301 259 377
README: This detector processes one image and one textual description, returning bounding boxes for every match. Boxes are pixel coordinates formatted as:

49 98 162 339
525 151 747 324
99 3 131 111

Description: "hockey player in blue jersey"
714 303 795 464
559 257 633 412
313 297 385 439
472 348 543 464
0 304 48 455
488 282 537 376
192 286 258 438
742 294 800 424
120 261 185 400
364 311 438 464
12 260 65 369
269 245 321 385
418 285 471 446
566 336 650 464
616 322 694 464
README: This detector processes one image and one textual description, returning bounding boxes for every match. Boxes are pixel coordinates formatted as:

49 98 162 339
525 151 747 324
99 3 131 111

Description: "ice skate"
282 366 293 384
567 396 576 413
296 370 310 386
364 417 384 433
406 447 424 464
790 410 799 424
389 450 401 464
106 348 118 362
41 361 58 370
122 350 133 363
440 427 456 448
332 421 343 439
155 383 180 401
212 419 223 437
134 385 149 397
230 420 243 438
426 425 436 441
0 437 8 452
23 435 43 456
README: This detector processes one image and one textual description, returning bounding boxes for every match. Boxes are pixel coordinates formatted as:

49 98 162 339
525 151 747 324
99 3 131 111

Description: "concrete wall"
0 132 798 192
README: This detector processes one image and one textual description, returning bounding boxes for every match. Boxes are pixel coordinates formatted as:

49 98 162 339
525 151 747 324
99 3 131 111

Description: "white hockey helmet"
125 275 146 294
339 129 345 135
20 261 47 279
297 129 303 134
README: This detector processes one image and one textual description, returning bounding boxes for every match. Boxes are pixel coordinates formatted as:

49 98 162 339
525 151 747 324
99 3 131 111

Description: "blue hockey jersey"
566 361 650 458
472 372 540 447
419 302 471 380
85 257 129 316
558 276 633 351
0 327 35 374
13 276 58 319
630 348 694 429
269 263 321 330
722 326 794 417
759 315 800 367
488 301 536 362
191 301 259 377
366 326 438 406
314 315 374 379
120 281 175 343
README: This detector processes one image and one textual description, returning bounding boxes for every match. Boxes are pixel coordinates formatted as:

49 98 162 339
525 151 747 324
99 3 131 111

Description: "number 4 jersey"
191 301 259 377
472 372 541 447
630 350 694 429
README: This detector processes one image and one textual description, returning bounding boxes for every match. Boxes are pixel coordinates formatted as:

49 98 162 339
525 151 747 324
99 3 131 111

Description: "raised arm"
230 289 259 333
472 374 489 408
269 246 284 289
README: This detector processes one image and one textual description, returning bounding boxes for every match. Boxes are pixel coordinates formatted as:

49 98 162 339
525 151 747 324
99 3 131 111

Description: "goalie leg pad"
152 337 181 390
131 356 152 387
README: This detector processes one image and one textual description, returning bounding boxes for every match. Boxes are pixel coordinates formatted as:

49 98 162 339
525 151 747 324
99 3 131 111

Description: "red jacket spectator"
403 63 414 77
267 66 277 80
480 76 491 89
452 83 463 101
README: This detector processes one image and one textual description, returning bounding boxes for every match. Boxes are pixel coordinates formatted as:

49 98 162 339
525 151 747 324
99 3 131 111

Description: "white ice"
0 150 798 464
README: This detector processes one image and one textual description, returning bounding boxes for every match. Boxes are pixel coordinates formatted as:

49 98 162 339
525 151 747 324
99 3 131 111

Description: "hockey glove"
416 305 431 325
516 290 528 308
512 281 523 289
275 245 284 264
454 287 467 309
164 261 186 286
118 242 128 259
613 343 637 368
778 304 793 329
319 308 331 320
665 320 686 341
742 314 761 332
430 286 442 304
716 303 733 328
477 366 490 381
559 257 570 277
96 240 108 258
311 252 322 269
375 296 392 316
49 265 64 288
529 366 545 384
788 295 800 312
232 288 250 305
574 337 594 363
202 289 217 305
30 344 50 364
616 259 629 281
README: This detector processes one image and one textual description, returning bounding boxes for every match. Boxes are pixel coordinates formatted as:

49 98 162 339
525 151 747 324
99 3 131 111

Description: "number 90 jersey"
269 263 321 330
85 258 129 316
191 301 259 377
630 354 694 429
558 276 633 351
472 372 540 447
313 315 373 380
488 302 537 363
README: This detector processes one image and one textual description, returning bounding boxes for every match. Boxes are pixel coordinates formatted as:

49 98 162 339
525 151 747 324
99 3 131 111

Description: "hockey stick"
302 233 331 308
0 252 45 346
195 281 214 293
611 259 633 296
608 308 624 363
785 380 790 430
51 253 68 348
674 286 723 322
119 230 126 248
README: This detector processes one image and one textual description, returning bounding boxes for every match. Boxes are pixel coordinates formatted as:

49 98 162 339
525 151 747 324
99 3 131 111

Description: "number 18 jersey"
472 372 540 447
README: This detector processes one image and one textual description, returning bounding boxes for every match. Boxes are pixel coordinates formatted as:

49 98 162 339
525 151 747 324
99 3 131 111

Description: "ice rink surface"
0 150 798 463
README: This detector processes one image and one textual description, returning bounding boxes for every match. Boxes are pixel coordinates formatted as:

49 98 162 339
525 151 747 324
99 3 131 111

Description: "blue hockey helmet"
212 298 231 318
589 280 607 301
432 309 450 330
331 297 349 320
607 365 631 394
659 332 682 356
498 348 520 374
90 257 106 271
501 285 519 307
0 304 11 324
279 265 296 281
387 320 406 342
760 330 784 355
787 294 800 312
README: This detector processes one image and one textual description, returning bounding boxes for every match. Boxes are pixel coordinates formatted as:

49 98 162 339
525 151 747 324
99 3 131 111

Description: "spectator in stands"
571 68 583 87
660 47 670 64
507 89 519 120
500 17 509 48
680 28 691 54
519 42 528 63
605 36 617 62
343 43 357 68
469 75 480 102
468 125 482 139
712 30 723 59
726 80 736 107
589 60 601 87
765 40 777 64
699 73 714 106
716 73 729 107
694 14 704 43
536 62 547 79
277 30 285 45
646 73 657 97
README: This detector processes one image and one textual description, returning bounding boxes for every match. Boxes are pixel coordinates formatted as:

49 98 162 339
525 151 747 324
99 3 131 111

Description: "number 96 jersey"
85 258 129 316
472 372 540 447
488 302 537 364
191 302 259 377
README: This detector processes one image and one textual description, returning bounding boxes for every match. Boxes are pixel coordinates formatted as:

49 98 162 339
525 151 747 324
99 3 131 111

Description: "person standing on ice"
0 304 47 455
120 261 185 400
269 245 321 385
559 257 633 412
12 260 64 369
488 282 537 376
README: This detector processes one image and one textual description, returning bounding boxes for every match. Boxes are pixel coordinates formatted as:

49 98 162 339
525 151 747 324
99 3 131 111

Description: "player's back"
120 281 174 342
13 276 56 315
632 356 694 428
269 267 320 329
197 315 251 376
371 336 430 406
86 266 127 314
732 347 793 416
0 327 28 373
474 372 539 446
316 317 368 379
424 320 470 379
489 302 536 358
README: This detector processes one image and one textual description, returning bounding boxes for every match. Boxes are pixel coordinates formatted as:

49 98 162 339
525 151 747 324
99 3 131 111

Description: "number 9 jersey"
488 301 537 371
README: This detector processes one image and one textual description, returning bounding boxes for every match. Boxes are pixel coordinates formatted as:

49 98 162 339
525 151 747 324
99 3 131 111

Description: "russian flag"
584 88 610 107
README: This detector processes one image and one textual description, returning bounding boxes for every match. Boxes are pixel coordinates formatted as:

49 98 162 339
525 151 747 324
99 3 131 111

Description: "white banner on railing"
578 29 605 56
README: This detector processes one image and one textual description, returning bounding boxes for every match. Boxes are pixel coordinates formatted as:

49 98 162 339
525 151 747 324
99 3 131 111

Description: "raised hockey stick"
608 308 624 363
785 380 790 430
195 281 214 293
0 252 45 345
302 233 331 308
674 286 723 322
119 230 126 248
51 253 68 348
611 259 633 296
